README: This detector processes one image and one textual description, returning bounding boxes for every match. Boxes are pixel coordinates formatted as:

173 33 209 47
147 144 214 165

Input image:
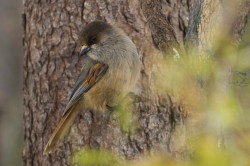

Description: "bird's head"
78 21 114 57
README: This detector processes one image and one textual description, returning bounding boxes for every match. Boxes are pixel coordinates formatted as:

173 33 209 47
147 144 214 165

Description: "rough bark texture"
22 0 199 165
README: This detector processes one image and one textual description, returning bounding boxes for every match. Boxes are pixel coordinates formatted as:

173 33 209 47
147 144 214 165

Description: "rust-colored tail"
43 106 80 154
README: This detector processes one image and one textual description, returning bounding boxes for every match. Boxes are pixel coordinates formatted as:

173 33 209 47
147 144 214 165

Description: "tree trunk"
186 0 250 51
23 0 249 165
23 0 194 165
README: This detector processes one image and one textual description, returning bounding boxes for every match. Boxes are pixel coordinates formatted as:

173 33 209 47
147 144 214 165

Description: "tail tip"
43 144 53 155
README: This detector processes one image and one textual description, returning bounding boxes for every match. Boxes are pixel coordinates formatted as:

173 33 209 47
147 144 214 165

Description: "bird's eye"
89 36 97 45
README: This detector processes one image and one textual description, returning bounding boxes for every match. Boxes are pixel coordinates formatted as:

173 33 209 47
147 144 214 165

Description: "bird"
43 21 140 154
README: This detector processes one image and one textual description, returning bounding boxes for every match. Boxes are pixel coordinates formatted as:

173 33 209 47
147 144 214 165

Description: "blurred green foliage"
72 149 122 166
112 96 138 133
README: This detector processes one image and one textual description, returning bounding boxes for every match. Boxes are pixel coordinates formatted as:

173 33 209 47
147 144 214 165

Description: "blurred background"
0 0 22 166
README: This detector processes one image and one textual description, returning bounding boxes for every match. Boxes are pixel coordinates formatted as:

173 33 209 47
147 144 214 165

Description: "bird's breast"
83 66 131 111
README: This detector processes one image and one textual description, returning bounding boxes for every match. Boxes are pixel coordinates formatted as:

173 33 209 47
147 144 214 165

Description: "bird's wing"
44 61 108 154
62 62 109 116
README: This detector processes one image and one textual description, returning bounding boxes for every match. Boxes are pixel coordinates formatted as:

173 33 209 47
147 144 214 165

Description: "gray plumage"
44 21 140 154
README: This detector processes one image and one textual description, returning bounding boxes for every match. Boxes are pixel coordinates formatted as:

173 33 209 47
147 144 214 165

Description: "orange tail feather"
43 105 80 154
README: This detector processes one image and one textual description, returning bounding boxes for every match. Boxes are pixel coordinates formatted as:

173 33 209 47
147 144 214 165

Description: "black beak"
79 47 91 56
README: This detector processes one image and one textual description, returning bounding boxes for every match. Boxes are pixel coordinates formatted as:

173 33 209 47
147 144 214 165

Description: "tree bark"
23 0 250 165
186 0 250 51
23 0 195 165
